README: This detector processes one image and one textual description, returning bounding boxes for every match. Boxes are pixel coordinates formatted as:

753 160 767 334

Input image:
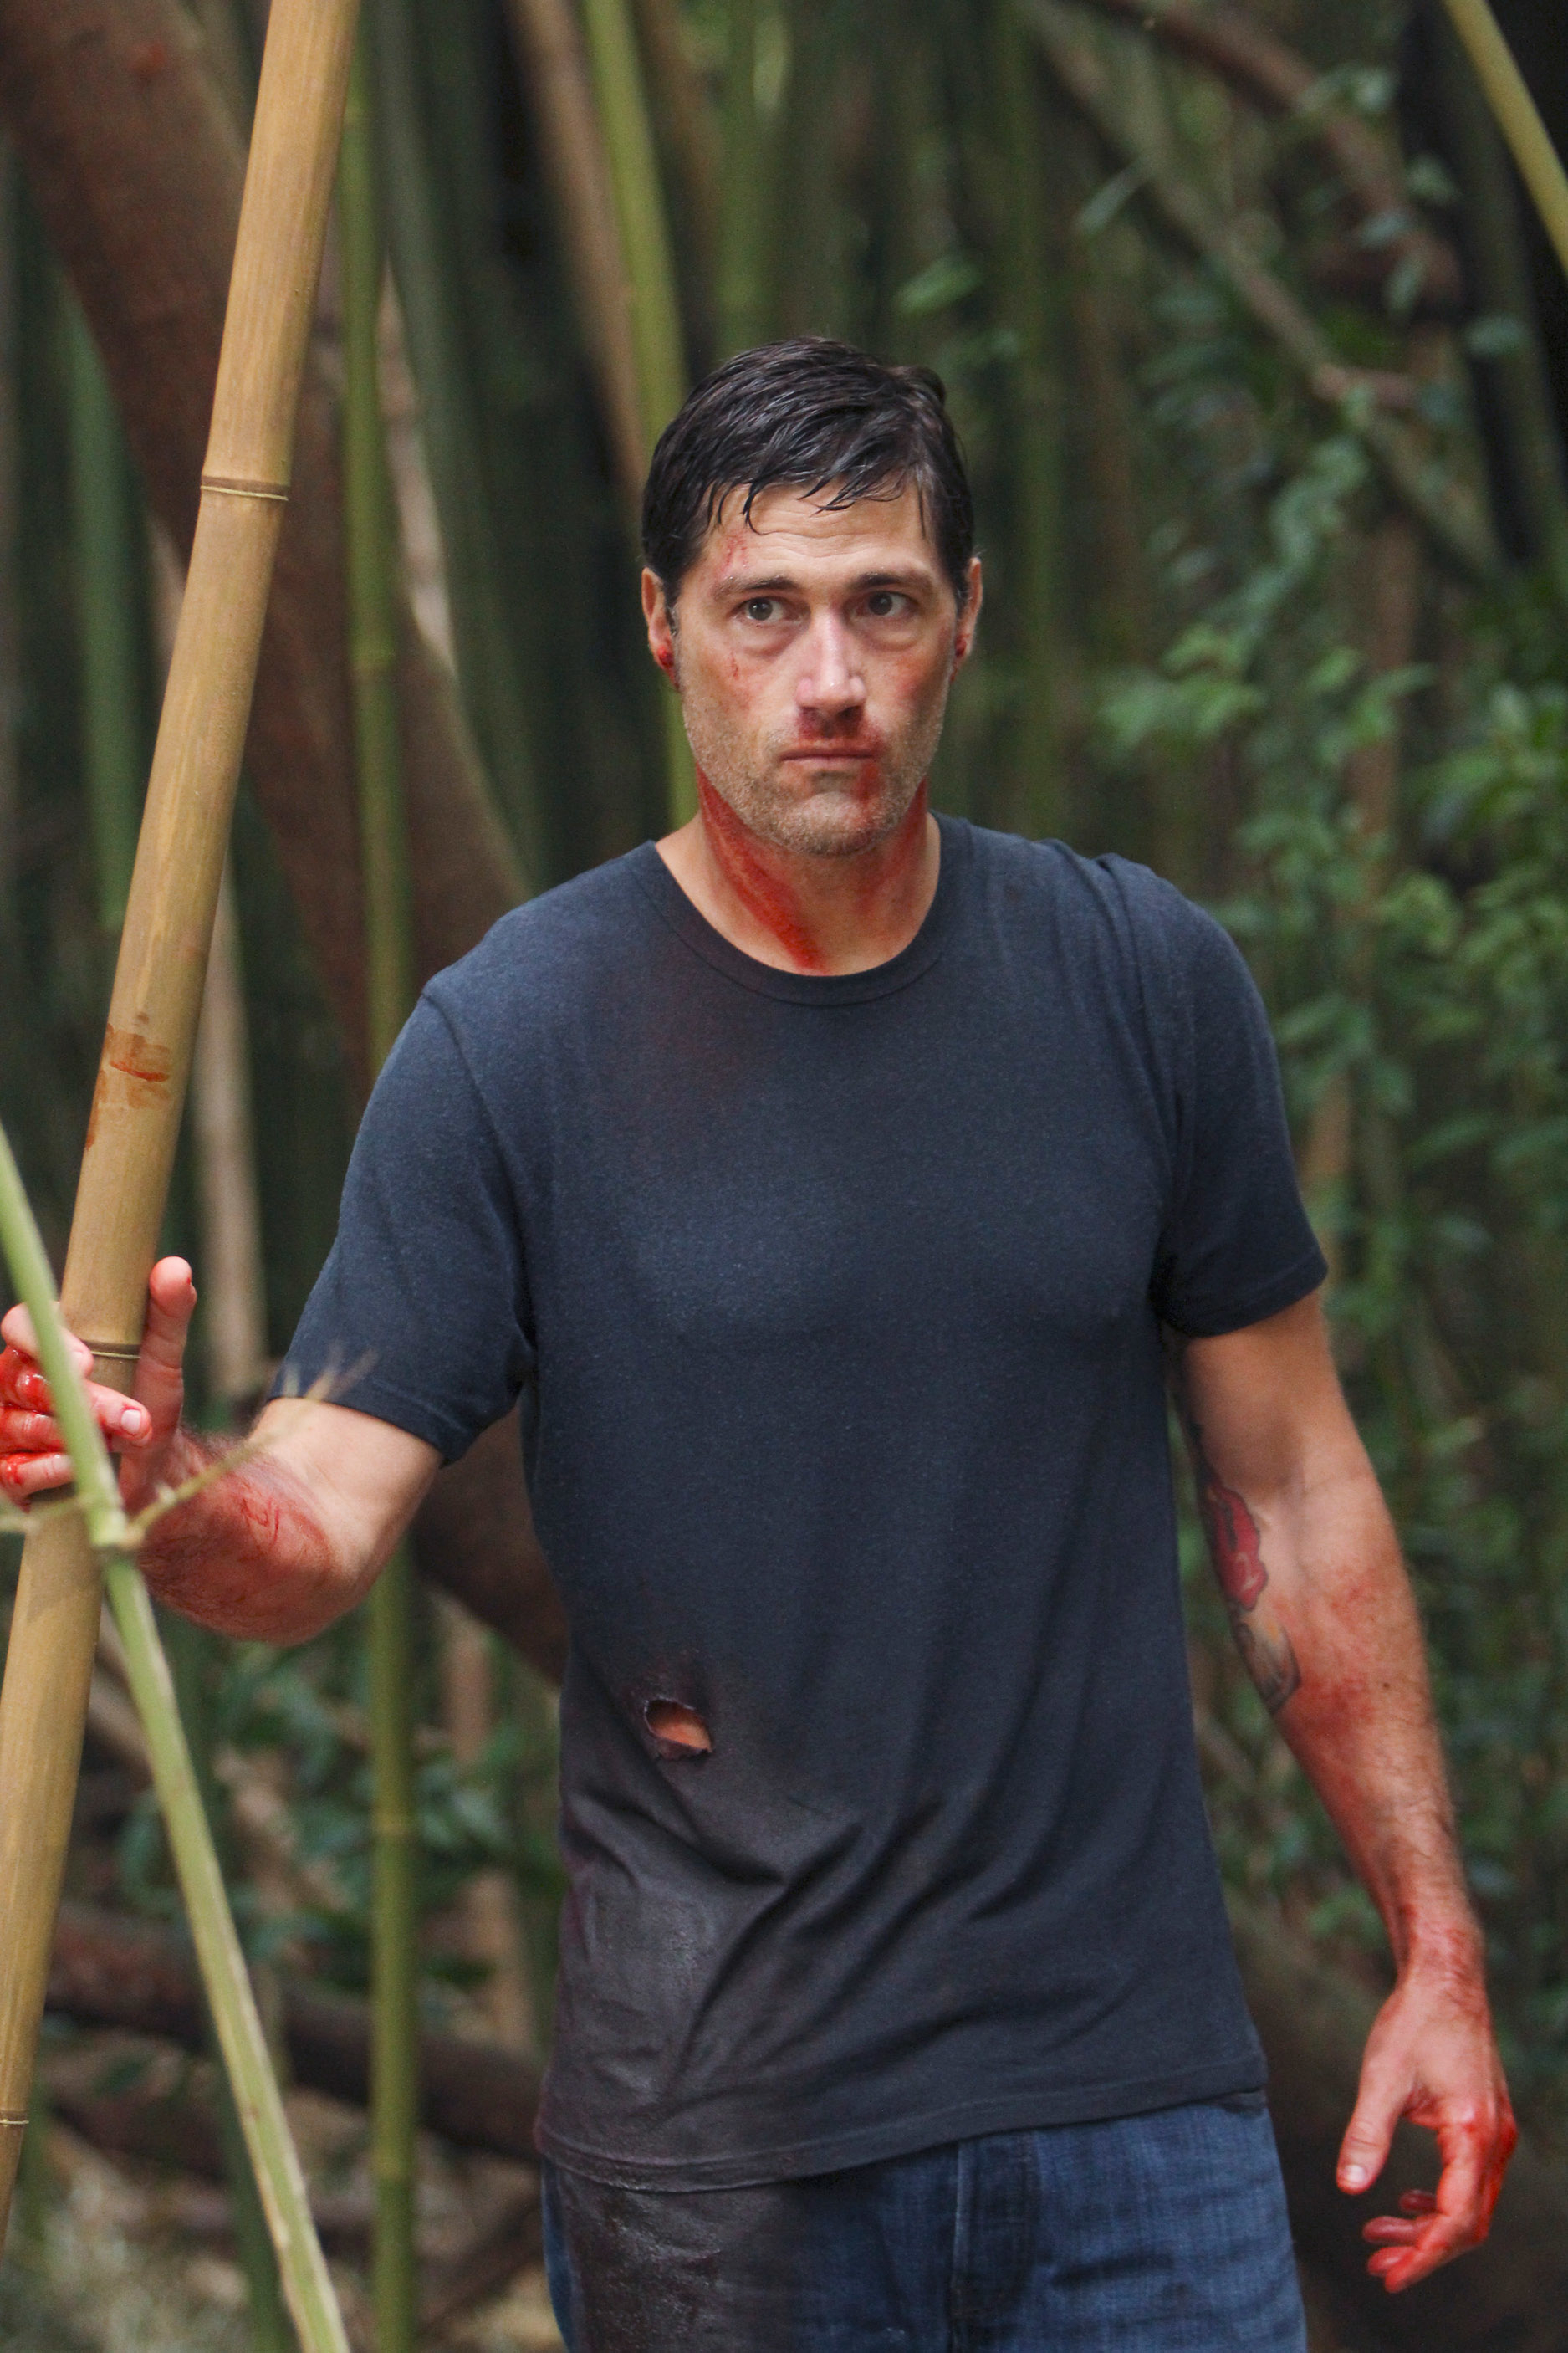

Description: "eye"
865 591 913 619
742 596 786 624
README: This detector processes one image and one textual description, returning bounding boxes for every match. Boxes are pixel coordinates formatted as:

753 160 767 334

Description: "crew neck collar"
631 814 968 1005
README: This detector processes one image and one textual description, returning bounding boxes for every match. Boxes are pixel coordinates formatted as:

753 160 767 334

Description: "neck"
661 775 939 975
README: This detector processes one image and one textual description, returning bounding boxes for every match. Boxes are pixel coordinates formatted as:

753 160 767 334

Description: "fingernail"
1342 2166 1367 2188
119 1404 148 1435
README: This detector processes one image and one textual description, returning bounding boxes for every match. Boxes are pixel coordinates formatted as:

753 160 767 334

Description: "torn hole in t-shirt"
644 1698 713 1760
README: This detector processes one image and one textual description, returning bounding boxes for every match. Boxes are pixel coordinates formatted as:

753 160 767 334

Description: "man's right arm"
0 1257 440 1646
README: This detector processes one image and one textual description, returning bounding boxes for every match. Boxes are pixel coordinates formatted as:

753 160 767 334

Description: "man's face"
642 481 981 858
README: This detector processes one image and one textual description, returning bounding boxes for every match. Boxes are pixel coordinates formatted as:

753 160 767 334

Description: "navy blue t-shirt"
282 817 1325 2189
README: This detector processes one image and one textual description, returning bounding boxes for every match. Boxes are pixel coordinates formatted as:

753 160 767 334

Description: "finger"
0 1356 53 1413
0 1389 146 1453
1338 2071 1403 2197
0 1345 43 1406
1362 2217 1422 2246
1397 2190 1437 2217
140 1259 197 1372
0 1307 93 1374
1373 2134 1490 2292
0 1449 74 1497
89 1383 151 1445
0 1407 65 1452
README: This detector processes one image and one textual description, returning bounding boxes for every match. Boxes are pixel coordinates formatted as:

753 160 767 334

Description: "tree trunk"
0 0 571 1676
0 0 524 1092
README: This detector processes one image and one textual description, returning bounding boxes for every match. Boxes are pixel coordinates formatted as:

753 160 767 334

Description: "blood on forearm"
136 1430 350 1644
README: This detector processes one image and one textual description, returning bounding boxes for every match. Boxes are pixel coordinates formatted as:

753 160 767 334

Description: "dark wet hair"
641 337 975 609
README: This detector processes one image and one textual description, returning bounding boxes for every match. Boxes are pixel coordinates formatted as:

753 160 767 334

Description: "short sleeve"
273 993 534 1460
1136 886 1327 1338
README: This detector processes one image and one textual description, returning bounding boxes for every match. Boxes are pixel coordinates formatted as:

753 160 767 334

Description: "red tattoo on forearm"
1200 1470 1268 1609
1167 1338 1302 1716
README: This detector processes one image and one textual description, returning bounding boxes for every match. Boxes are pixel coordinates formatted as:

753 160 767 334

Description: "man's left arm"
1167 1291 1516 2293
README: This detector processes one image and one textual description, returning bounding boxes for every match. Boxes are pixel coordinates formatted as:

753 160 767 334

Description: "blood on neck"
694 770 930 976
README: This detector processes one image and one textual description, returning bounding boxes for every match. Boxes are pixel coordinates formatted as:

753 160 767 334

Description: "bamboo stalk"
629 0 723 358
0 1118 346 2351
579 0 695 825
150 529 271 1415
340 30 421 2348
164 1610 296 2353
992 0 1067 839
440 1596 538 2053
0 0 360 2244
1018 0 1501 586
1432 10 1568 606
64 294 144 935
1440 0 1568 284
503 0 646 527
717 0 765 356
371 0 545 887
150 512 286 2343
580 0 687 449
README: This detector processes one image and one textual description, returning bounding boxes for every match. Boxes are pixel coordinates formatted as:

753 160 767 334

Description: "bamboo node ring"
201 472 290 504
84 1343 144 1368
0 2110 28 2128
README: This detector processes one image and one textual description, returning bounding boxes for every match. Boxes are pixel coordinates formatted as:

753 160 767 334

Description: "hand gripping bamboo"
0 0 360 2233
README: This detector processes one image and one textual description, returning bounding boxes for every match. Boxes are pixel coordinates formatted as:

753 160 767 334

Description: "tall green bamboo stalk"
371 0 544 886
718 0 765 356
991 0 1067 841
165 1614 296 2353
629 0 723 368
63 297 142 935
579 0 695 824
341 33 420 2350
767 1 843 342
0 1117 347 2353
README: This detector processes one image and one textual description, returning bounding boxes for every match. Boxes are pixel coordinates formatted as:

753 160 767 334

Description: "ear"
642 569 678 684
953 557 983 673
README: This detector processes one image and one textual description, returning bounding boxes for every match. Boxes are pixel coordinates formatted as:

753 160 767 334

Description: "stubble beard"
677 670 953 861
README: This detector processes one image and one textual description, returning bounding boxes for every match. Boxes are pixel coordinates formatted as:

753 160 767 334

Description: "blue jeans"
541 2097 1307 2351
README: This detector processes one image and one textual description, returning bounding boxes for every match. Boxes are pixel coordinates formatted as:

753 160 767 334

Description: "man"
2 340 1514 2349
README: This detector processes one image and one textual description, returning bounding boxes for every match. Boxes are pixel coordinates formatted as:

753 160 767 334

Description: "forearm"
135 1424 368 1645
1257 1462 1478 1970
1171 1309 1477 1970
1174 1299 1513 2280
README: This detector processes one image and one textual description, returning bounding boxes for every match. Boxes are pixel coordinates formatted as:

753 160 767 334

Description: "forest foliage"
3 0 1568 2197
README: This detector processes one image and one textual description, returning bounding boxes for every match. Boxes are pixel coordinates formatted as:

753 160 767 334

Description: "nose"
795 614 866 720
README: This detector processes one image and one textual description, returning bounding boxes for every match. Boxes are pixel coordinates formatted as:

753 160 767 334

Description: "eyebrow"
718 567 937 597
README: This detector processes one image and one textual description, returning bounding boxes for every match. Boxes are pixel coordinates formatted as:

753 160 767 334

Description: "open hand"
0 1256 197 1513
1338 1944 1517 2291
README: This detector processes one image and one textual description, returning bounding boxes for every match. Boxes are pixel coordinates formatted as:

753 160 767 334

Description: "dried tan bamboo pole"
0 0 360 2236
1441 0 1568 284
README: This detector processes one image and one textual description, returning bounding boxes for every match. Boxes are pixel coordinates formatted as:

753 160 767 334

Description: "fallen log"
48 1904 542 2167
51 1896 1568 2346
43 2067 542 2330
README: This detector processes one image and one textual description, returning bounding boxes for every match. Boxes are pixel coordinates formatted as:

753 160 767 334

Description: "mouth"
778 745 881 765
